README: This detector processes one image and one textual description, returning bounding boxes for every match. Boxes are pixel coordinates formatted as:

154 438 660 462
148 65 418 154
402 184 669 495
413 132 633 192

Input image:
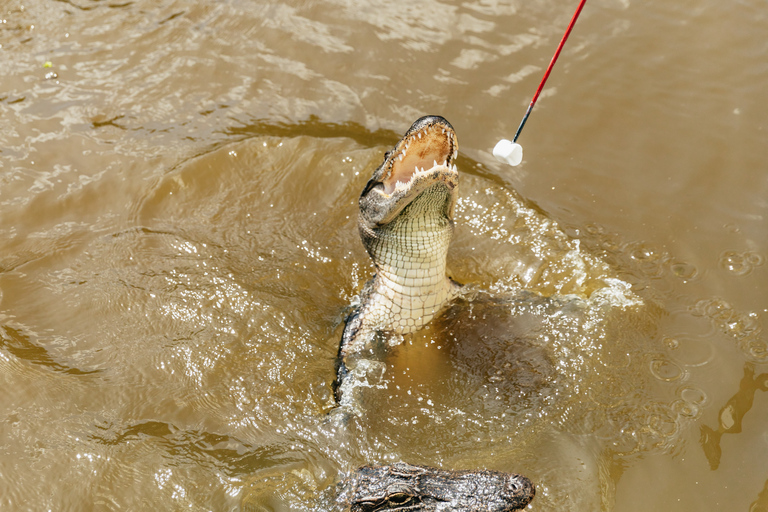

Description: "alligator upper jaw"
360 115 459 227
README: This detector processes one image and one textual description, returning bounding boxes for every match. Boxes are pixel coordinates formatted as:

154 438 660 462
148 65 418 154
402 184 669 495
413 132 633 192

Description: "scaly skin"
343 462 535 512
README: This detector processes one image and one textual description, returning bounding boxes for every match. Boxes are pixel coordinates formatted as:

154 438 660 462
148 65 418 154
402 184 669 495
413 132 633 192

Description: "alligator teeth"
417 132 422 139
398 154 403 161
433 160 438 168
442 160 447 167
395 180 410 191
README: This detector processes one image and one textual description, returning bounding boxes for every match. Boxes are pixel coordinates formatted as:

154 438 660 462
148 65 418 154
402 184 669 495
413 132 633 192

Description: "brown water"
1 0 767 510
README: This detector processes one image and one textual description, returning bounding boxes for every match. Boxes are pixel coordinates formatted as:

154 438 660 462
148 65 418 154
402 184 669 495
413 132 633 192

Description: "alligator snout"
502 472 536 511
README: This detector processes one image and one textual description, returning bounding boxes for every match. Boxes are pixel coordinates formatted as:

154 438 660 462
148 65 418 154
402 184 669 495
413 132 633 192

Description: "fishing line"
493 0 588 166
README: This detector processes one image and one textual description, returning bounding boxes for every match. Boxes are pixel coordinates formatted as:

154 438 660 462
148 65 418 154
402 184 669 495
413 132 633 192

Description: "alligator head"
343 462 535 511
359 115 459 232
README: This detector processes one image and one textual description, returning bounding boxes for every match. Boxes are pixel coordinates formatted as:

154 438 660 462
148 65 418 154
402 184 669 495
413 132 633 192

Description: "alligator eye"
387 493 414 506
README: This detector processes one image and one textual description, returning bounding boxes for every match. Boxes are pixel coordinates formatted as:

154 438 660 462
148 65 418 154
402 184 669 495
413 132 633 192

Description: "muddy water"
1 0 766 510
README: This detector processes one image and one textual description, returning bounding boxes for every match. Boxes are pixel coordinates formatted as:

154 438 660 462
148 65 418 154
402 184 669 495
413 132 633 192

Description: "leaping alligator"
336 115 460 407
336 116 535 511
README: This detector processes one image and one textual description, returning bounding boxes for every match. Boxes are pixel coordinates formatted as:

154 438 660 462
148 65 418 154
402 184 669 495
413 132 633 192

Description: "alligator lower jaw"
383 161 458 206
380 158 459 196
363 168 458 228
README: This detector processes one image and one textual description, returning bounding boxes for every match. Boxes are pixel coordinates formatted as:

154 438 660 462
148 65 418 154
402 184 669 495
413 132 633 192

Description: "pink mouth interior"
382 133 453 194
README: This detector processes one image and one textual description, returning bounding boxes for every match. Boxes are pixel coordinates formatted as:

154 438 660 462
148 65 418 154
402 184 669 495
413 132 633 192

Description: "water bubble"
646 407 678 438
720 251 764 276
671 399 699 419
745 252 764 266
663 336 714 367
610 427 641 455
744 338 768 363
695 298 732 320
628 243 666 277
670 261 698 280
720 251 748 274
630 244 662 262
679 386 707 406
585 223 604 236
691 298 765 362
649 357 685 382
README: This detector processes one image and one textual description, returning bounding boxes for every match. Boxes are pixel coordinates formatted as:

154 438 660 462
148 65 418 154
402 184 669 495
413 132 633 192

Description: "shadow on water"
751 479 768 512
700 363 768 470
90 419 295 477
224 115 400 149
697 363 768 511
0 324 100 376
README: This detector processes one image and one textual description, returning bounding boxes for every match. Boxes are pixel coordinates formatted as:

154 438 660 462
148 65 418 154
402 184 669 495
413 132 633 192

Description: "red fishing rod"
494 0 588 166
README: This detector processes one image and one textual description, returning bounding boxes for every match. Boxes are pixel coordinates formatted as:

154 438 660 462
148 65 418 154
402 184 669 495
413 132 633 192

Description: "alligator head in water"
342 462 535 511
337 115 461 394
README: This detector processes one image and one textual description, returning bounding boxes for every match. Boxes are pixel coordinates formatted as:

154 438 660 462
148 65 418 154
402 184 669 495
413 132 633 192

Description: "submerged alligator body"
337 116 535 511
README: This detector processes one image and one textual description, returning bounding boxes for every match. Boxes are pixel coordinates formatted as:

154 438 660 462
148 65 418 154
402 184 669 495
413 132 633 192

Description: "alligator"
336 115 460 408
336 116 535 511
341 462 534 511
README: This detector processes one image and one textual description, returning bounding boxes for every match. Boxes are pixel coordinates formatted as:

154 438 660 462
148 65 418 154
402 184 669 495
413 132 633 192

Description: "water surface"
1 0 767 510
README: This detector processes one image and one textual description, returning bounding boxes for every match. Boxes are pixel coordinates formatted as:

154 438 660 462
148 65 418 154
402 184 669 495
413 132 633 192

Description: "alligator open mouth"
379 116 458 195
358 115 460 229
